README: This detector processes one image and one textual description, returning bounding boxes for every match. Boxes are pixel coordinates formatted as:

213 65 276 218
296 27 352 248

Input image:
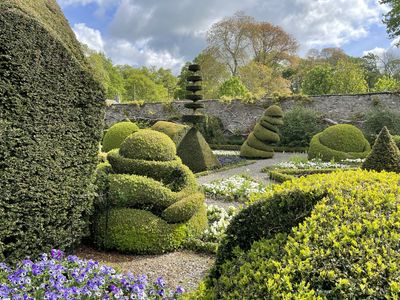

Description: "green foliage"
240 105 283 158
331 59 368 94
102 121 139 152
119 129 176 161
372 75 400 92
364 105 400 141
301 64 334 95
0 0 104 262
194 116 226 145
152 122 221 173
381 0 400 41
308 124 371 161
279 106 324 147
362 126 400 172
203 170 400 299
217 77 250 100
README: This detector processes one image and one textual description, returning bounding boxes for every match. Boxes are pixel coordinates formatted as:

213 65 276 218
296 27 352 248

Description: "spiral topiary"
102 121 139 152
308 124 371 161
240 105 284 158
93 129 207 254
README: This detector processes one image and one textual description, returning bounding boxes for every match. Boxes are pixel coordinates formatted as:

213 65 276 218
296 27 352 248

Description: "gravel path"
75 246 215 292
198 152 307 185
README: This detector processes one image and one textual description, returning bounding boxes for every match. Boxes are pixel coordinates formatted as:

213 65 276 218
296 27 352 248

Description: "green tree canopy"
301 64 334 95
373 75 400 92
217 76 250 99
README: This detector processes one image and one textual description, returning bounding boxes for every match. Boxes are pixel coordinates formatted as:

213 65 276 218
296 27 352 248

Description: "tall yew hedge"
0 0 105 261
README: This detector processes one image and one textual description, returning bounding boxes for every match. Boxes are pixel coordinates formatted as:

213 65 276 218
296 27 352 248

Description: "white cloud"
363 47 386 57
73 23 105 52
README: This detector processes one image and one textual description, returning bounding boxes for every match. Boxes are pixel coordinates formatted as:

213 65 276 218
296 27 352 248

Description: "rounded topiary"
362 126 400 172
102 121 139 152
119 129 176 161
204 170 400 299
240 105 283 158
93 130 207 254
308 124 370 161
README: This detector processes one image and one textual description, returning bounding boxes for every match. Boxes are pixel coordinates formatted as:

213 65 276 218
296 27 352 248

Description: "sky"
57 0 398 74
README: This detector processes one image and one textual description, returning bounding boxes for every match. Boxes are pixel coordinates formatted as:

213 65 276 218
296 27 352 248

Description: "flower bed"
0 250 184 299
202 175 269 202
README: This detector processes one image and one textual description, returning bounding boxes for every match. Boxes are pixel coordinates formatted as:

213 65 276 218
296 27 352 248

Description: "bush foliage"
199 170 400 299
364 105 400 142
102 121 139 152
308 124 370 161
0 0 104 261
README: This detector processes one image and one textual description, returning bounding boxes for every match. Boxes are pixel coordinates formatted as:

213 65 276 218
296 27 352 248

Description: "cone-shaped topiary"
362 126 400 172
0 0 104 261
102 121 139 152
93 129 207 254
240 105 284 158
308 124 371 161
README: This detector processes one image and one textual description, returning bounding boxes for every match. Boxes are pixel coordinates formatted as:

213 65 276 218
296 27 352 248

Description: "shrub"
240 105 284 158
279 106 324 147
0 0 104 261
0 249 184 299
93 131 207 254
362 126 400 172
203 170 400 299
308 124 370 161
102 121 139 152
364 105 400 142
119 129 176 161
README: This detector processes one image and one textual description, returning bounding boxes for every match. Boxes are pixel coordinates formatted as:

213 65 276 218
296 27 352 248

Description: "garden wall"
105 92 400 134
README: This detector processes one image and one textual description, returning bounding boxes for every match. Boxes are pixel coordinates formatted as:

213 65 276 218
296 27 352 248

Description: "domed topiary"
93 130 207 254
119 129 176 161
240 105 284 158
308 124 370 161
102 121 139 152
362 126 400 172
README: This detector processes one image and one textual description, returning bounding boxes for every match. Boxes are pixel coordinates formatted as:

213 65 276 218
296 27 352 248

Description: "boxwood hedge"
0 0 104 261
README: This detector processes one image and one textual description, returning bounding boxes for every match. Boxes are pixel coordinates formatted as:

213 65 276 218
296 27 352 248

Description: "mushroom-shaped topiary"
362 126 400 172
102 121 139 152
93 129 207 254
308 124 371 161
240 105 284 158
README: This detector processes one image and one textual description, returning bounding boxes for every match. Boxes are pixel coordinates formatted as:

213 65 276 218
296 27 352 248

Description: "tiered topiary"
308 124 371 161
93 129 207 253
0 0 104 261
240 105 284 158
102 121 139 152
362 126 400 172
152 121 220 173
198 170 400 299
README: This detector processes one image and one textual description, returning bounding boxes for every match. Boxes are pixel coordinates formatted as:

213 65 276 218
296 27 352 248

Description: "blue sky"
57 0 397 74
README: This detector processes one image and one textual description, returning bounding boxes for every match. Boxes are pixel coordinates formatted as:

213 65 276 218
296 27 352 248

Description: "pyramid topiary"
102 121 139 152
152 121 220 173
308 124 371 161
362 126 400 172
93 129 207 254
0 0 104 261
240 105 284 158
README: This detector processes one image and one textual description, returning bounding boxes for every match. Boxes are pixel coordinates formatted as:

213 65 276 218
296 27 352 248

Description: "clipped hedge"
240 105 284 158
102 121 139 152
202 170 400 299
0 0 104 261
308 124 370 161
93 130 207 253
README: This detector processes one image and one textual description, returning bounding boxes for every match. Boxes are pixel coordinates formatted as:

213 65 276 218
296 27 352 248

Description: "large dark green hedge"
0 0 104 261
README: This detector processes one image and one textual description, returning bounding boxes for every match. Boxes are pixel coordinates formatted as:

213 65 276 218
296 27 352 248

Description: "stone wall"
105 92 400 134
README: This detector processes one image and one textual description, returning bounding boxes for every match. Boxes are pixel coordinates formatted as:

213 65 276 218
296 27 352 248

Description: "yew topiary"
102 121 139 152
240 105 284 158
362 126 400 172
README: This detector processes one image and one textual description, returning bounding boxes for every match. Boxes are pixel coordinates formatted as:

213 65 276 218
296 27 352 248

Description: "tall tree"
331 59 368 94
381 0 400 43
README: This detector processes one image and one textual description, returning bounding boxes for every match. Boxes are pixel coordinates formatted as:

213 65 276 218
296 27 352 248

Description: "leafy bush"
202 170 400 299
362 126 400 172
240 105 284 158
364 105 400 142
102 121 139 152
0 0 104 261
120 129 176 161
0 249 184 299
308 124 370 161
279 106 324 147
